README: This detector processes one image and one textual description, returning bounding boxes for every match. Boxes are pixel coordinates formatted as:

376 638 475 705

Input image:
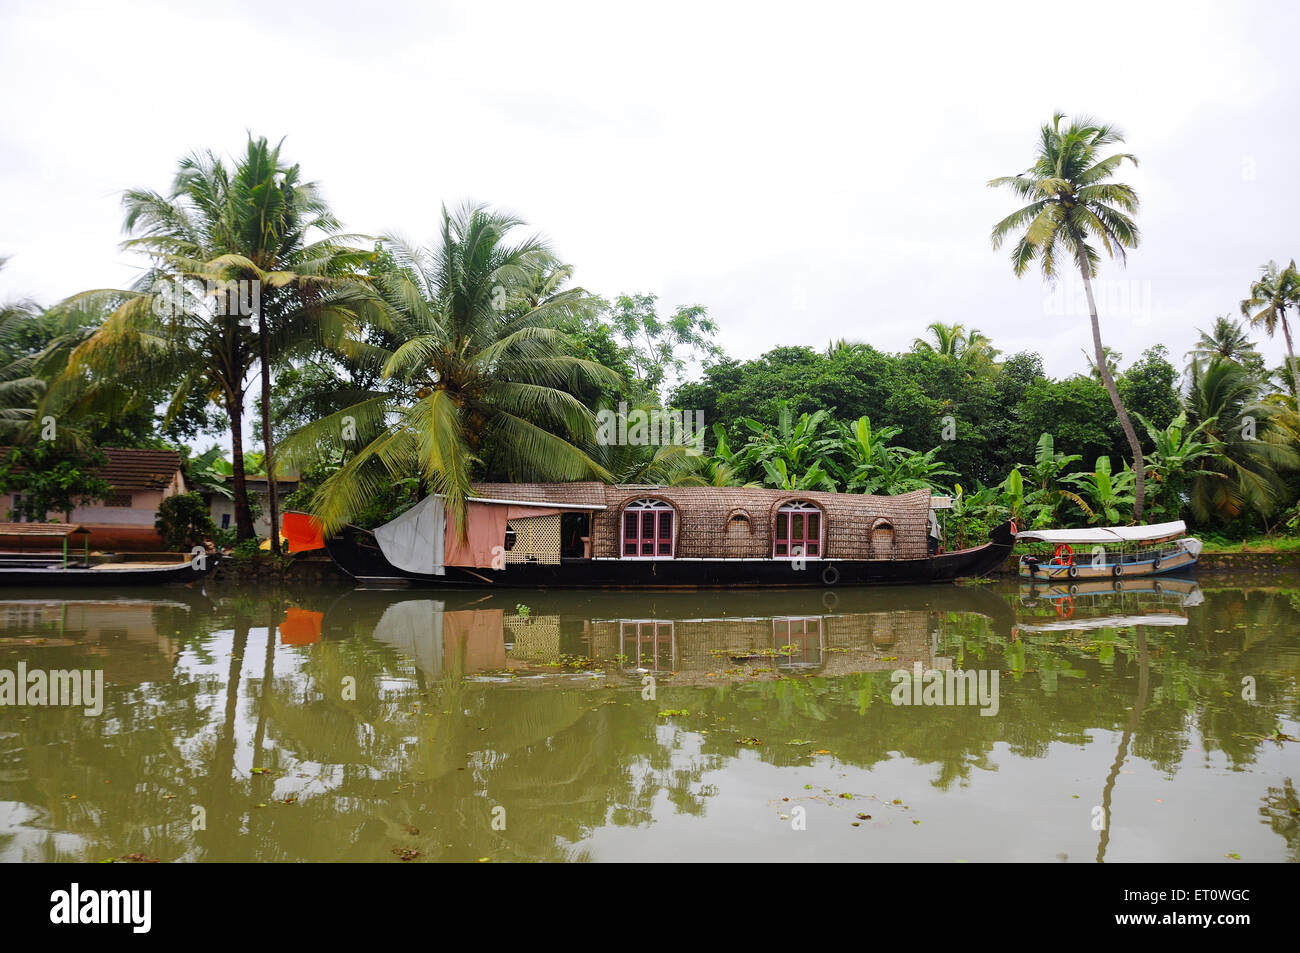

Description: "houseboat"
1015 521 1201 581
315 483 1016 589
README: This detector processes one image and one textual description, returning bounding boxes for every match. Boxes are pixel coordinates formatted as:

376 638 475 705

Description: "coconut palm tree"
1241 259 1300 402
281 203 619 533
0 259 46 439
912 322 1000 370
190 139 376 553
990 113 1147 520
1187 316 1261 370
64 137 374 545
0 260 140 448
1081 345 1122 382
1184 358 1298 523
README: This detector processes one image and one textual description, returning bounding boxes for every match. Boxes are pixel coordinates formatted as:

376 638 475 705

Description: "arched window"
774 501 822 558
622 499 675 558
726 508 752 536
871 518 894 554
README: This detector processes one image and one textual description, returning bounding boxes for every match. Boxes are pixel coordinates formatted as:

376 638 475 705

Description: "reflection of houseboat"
1017 521 1201 580
318 483 1015 589
315 585 1017 681
1015 577 1202 632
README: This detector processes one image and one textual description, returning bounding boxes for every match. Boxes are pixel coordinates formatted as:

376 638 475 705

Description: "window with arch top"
622 498 675 557
774 501 822 558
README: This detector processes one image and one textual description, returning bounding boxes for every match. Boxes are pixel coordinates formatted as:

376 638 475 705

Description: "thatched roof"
467 483 934 560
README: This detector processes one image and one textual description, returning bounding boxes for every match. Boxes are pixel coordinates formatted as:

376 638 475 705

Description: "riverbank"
214 545 1300 587
1195 550 1300 576
213 552 347 585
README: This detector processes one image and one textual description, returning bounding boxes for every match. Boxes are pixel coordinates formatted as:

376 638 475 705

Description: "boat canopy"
1016 520 1187 546
1017 612 1189 633
0 522 88 537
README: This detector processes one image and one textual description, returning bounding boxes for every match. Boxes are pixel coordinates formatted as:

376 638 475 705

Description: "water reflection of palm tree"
252 602 279 771
1096 627 1149 863
205 611 251 858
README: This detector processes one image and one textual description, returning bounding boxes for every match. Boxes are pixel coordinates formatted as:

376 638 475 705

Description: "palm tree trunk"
252 604 277 769
1281 311 1300 404
227 390 256 541
259 313 281 556
1079 263 1145 521
1096 626 1148 863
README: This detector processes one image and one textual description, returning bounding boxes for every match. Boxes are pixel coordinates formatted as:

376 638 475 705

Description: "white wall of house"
209 481 297 537
69 488 165 525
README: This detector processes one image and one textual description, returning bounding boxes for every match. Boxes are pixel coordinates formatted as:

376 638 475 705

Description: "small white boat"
1016 520 1201 580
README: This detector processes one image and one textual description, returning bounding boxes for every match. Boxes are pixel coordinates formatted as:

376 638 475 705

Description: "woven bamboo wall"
466 482 933 561
590 486 932 560
504 515 561 565
585 610 935 677
504 614 561 661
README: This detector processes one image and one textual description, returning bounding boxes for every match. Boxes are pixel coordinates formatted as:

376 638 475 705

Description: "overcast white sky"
2 0 1298 394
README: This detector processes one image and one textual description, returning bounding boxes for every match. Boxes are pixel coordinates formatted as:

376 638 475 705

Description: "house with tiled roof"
2 447 187 550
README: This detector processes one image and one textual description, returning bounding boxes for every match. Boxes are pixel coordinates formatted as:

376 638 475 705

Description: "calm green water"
1 578 1296 862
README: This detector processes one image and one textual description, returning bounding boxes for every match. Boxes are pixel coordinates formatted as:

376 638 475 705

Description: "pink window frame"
621 499 676 558
773 502 823 558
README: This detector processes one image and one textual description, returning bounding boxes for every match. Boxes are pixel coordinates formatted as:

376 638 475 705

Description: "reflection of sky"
577 735 1296 863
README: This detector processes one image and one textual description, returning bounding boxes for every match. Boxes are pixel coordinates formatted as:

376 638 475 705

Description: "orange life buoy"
1055 595 1075 619
1054 543 1075 566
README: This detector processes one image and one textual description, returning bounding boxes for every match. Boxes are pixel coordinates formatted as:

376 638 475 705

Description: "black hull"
0 556 220 588
325 524 1015 590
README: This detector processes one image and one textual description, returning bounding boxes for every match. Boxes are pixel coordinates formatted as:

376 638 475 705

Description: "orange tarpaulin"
443 502 509 568
442 609 506 672
441 503 566 569
280 608 323 645
282 512 325 553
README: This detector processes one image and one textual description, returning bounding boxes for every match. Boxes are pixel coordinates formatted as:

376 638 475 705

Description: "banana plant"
1011 432 1091 526
737 400 838 485
1063 456 1136 525
828 415 903 491
759 457 837 492
1135 411 1224 521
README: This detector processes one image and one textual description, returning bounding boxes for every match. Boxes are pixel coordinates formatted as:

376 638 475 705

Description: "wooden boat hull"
324 522 1016 589
0 555 219 587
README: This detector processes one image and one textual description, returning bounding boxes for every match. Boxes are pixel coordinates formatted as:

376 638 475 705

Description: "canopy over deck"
1016 521 1187 546
0 522 89 537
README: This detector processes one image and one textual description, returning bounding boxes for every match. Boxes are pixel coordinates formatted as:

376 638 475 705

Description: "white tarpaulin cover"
1016 520 1187 545
1018 613 1189 633
372 599 444 675
374 495 446 576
